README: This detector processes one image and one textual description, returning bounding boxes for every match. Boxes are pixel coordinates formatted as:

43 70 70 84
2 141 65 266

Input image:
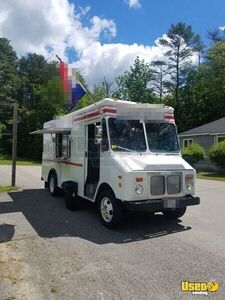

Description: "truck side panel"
42 133 58 182
59 124 86 197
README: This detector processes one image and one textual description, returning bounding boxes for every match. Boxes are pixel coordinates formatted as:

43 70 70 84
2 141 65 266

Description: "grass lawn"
197 172 225 182
0 185 19 193
0 157 41 166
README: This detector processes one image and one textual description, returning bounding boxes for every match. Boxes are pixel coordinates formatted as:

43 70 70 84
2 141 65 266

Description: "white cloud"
126 0 141 9
76 35 198 89
1 0 194 90
0 0 116 60
219 26 225 31
0 0 75 59
76 42 166 88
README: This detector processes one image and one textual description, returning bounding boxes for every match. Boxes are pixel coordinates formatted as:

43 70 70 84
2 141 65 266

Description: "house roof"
179 117 225 136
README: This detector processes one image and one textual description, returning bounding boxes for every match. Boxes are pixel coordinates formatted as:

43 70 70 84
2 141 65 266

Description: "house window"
217 136 225 143
56 133 71 159
183 139 193 148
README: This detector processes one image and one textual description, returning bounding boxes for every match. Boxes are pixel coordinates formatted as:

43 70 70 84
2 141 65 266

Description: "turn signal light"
136 177 143 182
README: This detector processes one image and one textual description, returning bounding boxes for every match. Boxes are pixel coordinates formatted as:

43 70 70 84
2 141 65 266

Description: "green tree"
0 38 19 155
92 77 113 101
151 60 168 101
208 29 225 43
159 22 203 109
115 56 154 103
177 40 225 133
0 123 5 139
17 56 92 159
18 54 48 108
182 143 205 165
0 38 19 102
202 41 225 122
209 140 225 170
15 54 56 159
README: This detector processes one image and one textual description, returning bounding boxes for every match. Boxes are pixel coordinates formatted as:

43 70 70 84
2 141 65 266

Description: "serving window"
56 132 71 159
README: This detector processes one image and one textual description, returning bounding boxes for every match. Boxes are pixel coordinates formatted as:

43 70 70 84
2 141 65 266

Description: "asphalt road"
0 166 225 299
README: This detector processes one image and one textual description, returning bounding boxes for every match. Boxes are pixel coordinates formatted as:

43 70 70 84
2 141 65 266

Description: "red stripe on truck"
43 159 83 167
73 107 117 123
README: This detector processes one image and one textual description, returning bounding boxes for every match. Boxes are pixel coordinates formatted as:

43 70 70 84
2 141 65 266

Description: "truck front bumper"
125 195 200 212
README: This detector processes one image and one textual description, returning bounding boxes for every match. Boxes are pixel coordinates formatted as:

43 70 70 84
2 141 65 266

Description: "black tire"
97 189 124 229
64 188 82 211
48 172 61 197
163 207 186 219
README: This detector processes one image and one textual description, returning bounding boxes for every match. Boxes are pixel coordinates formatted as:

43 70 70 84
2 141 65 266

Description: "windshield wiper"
113 145 134 152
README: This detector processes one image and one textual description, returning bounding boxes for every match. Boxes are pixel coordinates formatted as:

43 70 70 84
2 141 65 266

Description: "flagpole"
56 54 62 63
55 54 102 114
76 73 102 114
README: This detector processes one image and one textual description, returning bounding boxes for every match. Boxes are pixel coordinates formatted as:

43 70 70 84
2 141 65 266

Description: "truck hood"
119 154 192 171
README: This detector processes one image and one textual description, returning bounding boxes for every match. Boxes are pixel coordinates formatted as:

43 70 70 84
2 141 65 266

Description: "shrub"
209 140 225 170
182 143 205 165
0 153 6 160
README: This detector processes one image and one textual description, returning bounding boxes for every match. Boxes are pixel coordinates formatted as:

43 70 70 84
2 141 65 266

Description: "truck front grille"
150 174 181 196
167 175 181 194
150 176 165 195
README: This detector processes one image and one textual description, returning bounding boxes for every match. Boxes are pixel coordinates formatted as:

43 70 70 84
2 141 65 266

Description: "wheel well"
95 183 115 203
48 169 57 182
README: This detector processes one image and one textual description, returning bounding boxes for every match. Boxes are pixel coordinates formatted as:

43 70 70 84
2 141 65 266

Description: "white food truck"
32 98 200 229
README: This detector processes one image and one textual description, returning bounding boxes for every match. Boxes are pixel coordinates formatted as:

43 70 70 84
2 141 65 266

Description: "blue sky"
72 0 225 45
0 0 224 87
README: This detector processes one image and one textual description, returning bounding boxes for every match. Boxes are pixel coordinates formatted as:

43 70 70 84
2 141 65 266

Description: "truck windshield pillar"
101 118 109 152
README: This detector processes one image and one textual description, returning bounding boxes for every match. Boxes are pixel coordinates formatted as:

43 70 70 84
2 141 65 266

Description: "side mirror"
94 125 102 138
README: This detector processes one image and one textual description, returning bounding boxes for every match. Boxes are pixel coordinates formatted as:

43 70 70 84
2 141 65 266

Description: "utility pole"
11 102 18 186
0 101 18 186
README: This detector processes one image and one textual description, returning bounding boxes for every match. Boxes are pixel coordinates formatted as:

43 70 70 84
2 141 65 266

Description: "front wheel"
98 190 124 229
163 207 186 219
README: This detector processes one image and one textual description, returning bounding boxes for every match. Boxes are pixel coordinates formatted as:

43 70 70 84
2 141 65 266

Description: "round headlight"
185 174 194 192
135 184 144 195
186 182 193 191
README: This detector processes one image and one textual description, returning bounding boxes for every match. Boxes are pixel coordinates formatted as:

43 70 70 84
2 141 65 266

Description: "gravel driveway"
0 166 225 299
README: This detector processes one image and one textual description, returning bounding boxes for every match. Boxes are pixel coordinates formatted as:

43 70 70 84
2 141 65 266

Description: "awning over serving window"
30 128 71 134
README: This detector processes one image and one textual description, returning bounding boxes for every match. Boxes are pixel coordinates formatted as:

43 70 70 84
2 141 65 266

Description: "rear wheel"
98 190 124 229
163 207 186 219
48 172 60 197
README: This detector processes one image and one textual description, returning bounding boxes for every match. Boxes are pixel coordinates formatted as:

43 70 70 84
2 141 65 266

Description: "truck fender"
95 183 115 203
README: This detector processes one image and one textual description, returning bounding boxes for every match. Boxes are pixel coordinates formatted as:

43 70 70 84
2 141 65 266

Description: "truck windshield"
108 118 146 152
145 123 179 152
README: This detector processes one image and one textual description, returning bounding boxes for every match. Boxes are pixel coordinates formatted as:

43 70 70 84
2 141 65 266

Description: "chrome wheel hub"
100 197 113 222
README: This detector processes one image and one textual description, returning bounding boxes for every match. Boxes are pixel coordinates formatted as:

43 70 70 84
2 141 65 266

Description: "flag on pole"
71 83 86 104
69 70 86 108
57 56 86 108
59 61 69 94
